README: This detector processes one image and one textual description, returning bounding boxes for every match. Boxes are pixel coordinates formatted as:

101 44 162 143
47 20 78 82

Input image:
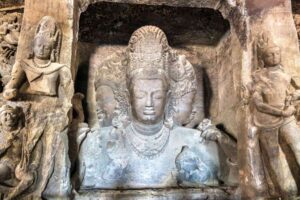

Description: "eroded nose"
146 94 153 108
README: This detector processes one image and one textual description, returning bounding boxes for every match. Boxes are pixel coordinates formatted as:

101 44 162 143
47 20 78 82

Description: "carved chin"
141 115 158 123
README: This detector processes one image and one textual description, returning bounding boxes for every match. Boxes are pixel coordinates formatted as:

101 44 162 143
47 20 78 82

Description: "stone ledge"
75 187 238 200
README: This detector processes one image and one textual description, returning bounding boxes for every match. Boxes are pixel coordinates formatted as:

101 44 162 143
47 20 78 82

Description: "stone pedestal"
75 187 238 200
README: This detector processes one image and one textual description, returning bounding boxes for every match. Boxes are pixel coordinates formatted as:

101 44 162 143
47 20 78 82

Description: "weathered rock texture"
0 10 23 92
292 0 300 48
0 0 24 9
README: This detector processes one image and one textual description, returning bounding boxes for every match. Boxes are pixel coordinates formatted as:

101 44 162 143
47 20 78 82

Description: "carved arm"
3 61 26 100
253 91 283 116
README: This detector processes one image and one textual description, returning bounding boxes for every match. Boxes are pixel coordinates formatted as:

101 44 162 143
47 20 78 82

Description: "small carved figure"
3 16 73 109
249 34 300 198
0 105 23 187
1 14 21 46
0 105 43 200
0 12 22 87
6 115 43 200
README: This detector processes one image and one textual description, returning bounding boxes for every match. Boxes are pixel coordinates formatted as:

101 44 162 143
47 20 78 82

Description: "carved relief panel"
0 11 22 90
244 33 300 199
0 15 73 200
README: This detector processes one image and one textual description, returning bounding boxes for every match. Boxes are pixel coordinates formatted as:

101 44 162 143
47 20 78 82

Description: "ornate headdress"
33 16 61 62
126 26 170 88
257 33 279 59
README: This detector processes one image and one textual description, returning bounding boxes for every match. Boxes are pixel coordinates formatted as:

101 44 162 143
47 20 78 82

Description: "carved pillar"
239 0 300 199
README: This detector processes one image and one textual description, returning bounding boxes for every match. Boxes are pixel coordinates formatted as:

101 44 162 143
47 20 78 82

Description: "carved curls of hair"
127 25 170 54
33 16 62 62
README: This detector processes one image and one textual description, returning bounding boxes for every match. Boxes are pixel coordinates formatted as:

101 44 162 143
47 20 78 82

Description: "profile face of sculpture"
96 85 117 126
263 46 281 67
33 35 53 60
130 78 167 125
0 106 18 130
173 91 195 125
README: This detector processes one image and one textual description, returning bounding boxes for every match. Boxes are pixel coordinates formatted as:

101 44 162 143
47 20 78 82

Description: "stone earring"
50 49 56 62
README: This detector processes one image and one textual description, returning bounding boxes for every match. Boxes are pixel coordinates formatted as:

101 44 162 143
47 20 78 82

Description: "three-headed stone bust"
78 26 222 189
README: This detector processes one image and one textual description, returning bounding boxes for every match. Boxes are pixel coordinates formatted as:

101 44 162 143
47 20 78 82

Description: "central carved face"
0 109 18 129
131 78 167 125
33 36 53 60
263 46 281 67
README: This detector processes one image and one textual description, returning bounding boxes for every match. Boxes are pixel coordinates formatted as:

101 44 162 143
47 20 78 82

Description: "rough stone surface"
293 0 300 48
0 10 22 92
75 187 238 200
79 2 230 46
0 0 24 9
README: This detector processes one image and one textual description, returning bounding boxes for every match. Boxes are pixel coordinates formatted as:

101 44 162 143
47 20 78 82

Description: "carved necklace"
33 58 51 68
126 121 170 160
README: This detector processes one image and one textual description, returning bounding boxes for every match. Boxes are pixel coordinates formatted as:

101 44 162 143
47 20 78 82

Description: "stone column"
239 0 300 199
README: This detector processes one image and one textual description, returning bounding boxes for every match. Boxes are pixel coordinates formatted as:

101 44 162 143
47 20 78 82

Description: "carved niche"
78 26 238 190
247 34 300 199
0 16 73 200
0 12 22 89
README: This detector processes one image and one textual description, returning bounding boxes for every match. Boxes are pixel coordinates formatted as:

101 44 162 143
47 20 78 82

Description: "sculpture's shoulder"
20 59 68 75
58 64 72 77
172 125 200 134
171 126 202 142
170 126 218 150
85 126 114 140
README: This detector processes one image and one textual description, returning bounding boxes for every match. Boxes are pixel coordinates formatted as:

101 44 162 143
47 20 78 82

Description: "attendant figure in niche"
3 16 73 108
0 105 23 187
0 105 43 200
249 35 300 198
